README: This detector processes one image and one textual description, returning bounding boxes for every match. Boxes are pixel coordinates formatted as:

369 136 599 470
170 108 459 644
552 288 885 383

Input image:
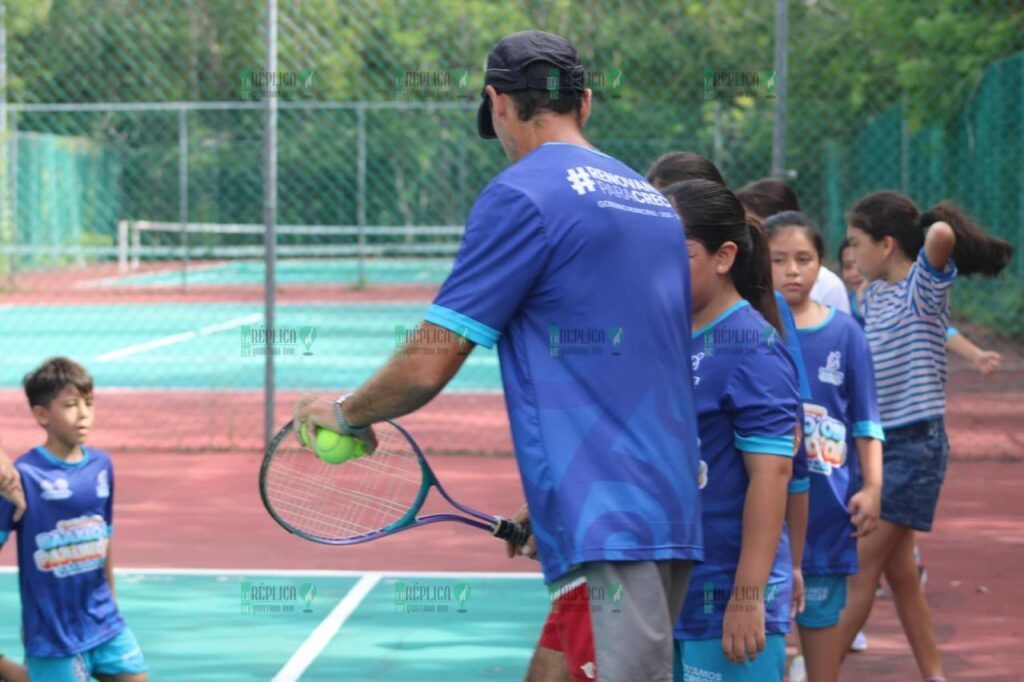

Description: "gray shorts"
545 560 692 682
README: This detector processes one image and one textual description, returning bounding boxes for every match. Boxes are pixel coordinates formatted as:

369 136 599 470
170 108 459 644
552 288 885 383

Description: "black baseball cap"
477 30 585 139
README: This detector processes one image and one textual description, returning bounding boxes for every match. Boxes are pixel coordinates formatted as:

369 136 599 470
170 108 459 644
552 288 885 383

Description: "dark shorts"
880 417 949 532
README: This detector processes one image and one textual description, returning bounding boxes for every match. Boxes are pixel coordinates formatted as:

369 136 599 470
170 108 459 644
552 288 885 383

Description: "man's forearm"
343 324 472 427
343 356 445 427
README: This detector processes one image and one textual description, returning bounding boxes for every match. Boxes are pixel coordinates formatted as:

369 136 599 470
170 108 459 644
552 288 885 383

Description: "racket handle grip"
493 517 531 548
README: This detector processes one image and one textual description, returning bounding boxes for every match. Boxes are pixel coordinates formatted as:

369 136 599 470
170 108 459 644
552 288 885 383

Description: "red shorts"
538 579 597 681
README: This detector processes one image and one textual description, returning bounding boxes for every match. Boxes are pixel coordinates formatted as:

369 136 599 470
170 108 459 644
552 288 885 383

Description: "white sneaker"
789 654 807 682
850 630 868 652
875 584 886 598
919 566 928 589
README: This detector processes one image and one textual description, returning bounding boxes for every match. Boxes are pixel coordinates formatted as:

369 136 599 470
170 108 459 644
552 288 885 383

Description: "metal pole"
179 107 189 288
9 108 16 286
0 0 6 136
356 106 366 287
771 0 788 179
0 0 8 286
263 0 278 448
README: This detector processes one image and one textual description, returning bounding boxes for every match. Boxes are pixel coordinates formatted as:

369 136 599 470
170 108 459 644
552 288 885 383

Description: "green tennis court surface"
0 303 501 391
99 258 455 288
0 570 548 680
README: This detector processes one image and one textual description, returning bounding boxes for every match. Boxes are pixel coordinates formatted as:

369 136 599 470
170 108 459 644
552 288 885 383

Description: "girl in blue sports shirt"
663 179 800 682
839 192 1012 682
766 212 884 682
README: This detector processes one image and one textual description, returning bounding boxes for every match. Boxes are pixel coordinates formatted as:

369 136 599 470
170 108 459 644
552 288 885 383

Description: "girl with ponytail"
839 191 1013 682
662 179 800 681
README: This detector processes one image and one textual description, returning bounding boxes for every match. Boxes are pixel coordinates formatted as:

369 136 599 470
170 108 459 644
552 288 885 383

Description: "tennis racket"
259 419 531 548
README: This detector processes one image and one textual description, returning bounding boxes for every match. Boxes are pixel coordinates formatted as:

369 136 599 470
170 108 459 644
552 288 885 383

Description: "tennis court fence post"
771 0 788 179
263 0 278 450
356 104 366 288
178 106 189 289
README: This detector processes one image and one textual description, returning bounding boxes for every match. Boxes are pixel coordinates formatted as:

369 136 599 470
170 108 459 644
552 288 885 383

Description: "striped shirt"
863 248 957 428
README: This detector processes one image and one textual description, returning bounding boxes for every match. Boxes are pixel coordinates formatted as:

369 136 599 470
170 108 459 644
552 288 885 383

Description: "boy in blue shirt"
0 357 147 682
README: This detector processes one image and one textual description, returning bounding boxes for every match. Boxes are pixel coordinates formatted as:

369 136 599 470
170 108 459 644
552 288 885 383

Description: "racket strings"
264 423 425 540
267 470 409 530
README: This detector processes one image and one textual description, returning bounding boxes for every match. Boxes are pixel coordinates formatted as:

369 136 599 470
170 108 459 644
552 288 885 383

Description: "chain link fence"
0 0 1020 458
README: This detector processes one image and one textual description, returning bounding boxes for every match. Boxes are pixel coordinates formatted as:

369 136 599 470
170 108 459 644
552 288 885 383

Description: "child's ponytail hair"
919 202 1013 276
662 178 782 333
847 191 1013 277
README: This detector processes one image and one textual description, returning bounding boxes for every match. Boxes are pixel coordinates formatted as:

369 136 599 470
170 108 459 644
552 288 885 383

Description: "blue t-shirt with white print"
425 142 704 583
0 446 123 657
675 300 800 640
797 308 884 576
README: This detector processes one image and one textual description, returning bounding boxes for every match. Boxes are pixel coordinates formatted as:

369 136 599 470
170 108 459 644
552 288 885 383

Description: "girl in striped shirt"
837 191 1012 682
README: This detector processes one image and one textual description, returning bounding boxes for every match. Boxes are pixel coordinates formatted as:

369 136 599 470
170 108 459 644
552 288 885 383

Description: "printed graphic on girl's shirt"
817 351 844 386
804 402 847 475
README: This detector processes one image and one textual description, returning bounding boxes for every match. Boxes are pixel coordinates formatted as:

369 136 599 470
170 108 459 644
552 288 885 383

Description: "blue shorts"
673 634 786 681
27 627 146 681
796 574 848 628
880 417 949 532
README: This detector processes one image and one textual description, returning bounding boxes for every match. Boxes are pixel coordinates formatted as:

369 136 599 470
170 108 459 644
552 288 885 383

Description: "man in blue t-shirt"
293 30 702 681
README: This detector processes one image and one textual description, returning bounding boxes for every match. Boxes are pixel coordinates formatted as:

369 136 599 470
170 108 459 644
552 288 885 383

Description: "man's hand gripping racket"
259 418 531 549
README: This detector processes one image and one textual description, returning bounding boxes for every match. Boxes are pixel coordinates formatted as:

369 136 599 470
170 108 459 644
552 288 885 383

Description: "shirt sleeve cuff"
788 477 811 494
424 304 501 350
917 247 957 281
734 433 795 457
946 326 960 340
852 421 885 441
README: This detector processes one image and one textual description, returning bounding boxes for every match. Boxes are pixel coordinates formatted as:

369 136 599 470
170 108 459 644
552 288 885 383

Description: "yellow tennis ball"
314 428 366 465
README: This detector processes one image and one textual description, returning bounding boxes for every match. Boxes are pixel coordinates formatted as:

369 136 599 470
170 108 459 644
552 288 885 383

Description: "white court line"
0 566 542 579
272 572 383 682
95 313 261 362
